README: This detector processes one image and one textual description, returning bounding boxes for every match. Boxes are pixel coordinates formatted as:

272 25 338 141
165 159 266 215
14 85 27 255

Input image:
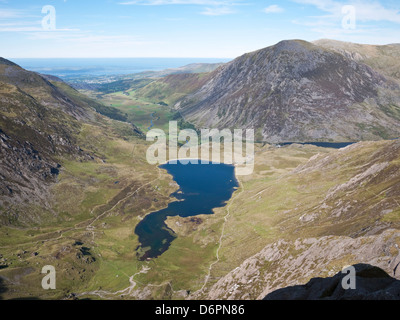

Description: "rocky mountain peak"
176 40 400 142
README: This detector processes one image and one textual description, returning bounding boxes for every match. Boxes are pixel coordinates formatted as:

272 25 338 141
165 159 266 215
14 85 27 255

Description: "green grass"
93 90 196 137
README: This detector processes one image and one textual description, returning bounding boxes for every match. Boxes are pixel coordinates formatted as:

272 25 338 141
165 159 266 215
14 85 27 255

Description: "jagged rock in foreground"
201 230 400 300
264 264 400 300
176 40 400 142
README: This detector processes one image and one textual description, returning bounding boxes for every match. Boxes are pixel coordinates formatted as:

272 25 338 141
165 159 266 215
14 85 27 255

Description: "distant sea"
10 58 231 78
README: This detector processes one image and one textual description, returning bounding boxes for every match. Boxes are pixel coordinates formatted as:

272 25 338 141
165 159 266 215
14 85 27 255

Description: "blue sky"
0 0 399 58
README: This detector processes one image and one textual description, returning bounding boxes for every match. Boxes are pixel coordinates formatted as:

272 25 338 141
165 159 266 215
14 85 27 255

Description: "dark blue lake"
135 161 238 260
280 142 355 148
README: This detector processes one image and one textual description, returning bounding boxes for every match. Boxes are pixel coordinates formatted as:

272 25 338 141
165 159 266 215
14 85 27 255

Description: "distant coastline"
10 57 231 78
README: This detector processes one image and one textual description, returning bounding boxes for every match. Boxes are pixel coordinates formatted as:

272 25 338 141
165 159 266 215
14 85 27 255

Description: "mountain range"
135 39 400 142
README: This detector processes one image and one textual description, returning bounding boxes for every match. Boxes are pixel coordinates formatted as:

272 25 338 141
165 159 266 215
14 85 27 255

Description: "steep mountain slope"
0 60 95 121
0 58 114 225
314 39 400 81
192 140 400 299
134 72 213 106
46 75 138 125
175 40 400 142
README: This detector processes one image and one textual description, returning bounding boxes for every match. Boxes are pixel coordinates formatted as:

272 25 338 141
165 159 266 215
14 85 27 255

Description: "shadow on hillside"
0 276 41 300
0 277 7 300
264 264 400 300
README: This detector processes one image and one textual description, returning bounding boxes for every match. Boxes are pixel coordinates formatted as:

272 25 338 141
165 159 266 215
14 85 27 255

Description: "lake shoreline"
135 161 239 260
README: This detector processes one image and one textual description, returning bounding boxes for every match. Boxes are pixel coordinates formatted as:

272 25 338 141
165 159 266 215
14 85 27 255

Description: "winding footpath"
88 166 162 230
195 179 244 296
0 167 162 250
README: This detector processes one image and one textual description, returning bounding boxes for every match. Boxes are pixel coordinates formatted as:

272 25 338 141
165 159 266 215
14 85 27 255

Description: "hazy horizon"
1 1 399 58
5 37 400 60
9 57 231 79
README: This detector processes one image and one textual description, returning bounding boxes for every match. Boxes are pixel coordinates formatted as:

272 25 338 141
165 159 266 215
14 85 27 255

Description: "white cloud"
0 26 43 32
0 9 20 19
0 4 158 57
290 0 400 43
263 5 284 14
292 0 400 23
0 8 36 19
119 0 239 5
18 31 164 58
0 23 79 33
200 6 235 15
119 0 242 15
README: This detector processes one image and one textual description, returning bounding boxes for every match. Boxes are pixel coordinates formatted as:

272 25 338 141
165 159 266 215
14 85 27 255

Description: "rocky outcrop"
202 230 400 300
264 264 400 300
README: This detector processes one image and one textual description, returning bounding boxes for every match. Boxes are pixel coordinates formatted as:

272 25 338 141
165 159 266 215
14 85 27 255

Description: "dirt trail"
194 179 244 296
88 167 162 229
0 167 162 250
76 265 178 300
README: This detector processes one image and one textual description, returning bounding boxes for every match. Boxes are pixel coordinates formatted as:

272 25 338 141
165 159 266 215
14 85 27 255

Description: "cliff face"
176 40 400 142
263 263 400 300
202 230 400 300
